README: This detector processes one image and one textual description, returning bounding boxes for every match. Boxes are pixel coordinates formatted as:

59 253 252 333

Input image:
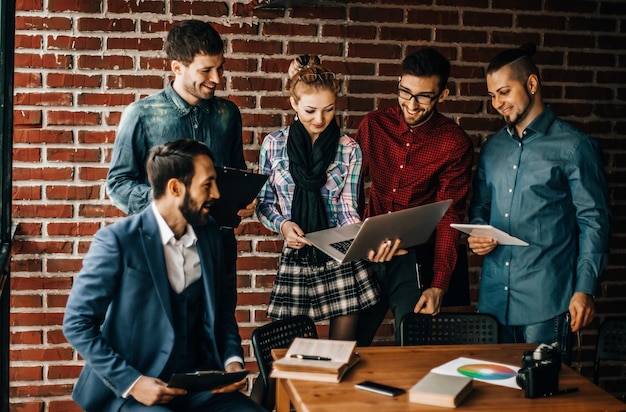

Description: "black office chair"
399 312 499 346
251 315 318 410
593 318 626 387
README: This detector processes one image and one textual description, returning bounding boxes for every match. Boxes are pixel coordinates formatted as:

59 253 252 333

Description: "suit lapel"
140 208 174 326
196 228 216 328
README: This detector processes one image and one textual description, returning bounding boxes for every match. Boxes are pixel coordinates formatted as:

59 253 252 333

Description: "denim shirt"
469 106 611 326
107 83 245 214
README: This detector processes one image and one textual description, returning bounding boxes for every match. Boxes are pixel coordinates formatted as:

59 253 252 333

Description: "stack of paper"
270 338 359 383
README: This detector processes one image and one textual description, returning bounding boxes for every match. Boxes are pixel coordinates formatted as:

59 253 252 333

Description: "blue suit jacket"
63 207 243 411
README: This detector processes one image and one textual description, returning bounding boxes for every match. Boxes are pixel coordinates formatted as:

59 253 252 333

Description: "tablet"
450 224 529 246
209 167 268 228
168 370 249 391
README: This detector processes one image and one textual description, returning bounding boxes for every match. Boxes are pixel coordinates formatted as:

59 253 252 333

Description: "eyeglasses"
294 72 336 85
397 87 441 105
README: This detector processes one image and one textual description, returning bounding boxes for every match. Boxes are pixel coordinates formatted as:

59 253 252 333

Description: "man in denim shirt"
468 44 611 365
107 20 255 311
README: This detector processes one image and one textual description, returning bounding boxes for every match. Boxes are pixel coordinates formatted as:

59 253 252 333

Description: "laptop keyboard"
330 239 354 254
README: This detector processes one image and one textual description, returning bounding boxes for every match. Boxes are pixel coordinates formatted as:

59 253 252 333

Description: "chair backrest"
593 318 626 385
252 315 318 385
400 312 499 346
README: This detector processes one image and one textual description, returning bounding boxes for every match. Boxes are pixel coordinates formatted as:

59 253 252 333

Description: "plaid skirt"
267 247 382 321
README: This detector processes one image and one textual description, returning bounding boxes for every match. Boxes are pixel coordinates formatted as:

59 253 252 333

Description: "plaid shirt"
355 106 473 290
256 126 362 234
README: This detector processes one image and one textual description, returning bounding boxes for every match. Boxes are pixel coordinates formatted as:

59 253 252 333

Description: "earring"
294 113 299 121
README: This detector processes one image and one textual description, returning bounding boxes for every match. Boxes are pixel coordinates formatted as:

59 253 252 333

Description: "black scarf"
287 119 340 262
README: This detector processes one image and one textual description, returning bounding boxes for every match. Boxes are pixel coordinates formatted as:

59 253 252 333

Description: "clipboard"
167 369 249 391
450 224 529 246
209 167 268 228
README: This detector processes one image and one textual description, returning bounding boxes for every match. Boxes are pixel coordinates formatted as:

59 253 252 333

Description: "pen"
290 354 332 361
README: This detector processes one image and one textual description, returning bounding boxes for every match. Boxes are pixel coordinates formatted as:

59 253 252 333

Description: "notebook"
304 199 452 263
209 167 268 228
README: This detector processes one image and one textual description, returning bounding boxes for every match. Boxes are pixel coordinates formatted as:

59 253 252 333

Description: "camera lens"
516 369 526 389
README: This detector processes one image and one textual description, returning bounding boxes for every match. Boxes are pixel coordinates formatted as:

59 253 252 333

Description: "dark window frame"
0 0 15 410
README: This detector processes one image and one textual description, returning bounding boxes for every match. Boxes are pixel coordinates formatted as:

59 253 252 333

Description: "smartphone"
355 380 405 396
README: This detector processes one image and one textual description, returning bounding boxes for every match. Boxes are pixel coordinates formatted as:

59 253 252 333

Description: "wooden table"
273 344 625 412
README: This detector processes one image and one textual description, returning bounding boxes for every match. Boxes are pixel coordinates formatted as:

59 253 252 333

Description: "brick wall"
9 0 626 410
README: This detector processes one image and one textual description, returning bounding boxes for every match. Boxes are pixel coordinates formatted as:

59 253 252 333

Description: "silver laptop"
304 199 452 263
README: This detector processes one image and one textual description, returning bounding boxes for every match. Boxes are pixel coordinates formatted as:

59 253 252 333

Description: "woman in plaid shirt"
256 55 398 340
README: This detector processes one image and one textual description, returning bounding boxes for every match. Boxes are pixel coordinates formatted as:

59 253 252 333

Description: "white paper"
430 357 521 389
450 224 529 246
276 338 356 369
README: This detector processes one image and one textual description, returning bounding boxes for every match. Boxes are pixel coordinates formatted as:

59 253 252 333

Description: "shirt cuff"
224 356 245 369
122 375 143 398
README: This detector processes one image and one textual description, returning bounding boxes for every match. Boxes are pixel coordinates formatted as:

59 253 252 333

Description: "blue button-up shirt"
107 83 245 214
469 106 611 325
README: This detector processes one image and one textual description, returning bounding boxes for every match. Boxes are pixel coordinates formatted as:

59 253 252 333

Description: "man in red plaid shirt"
355 48 474 345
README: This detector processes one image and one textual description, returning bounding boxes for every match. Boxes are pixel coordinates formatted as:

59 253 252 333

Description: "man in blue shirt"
107 20 255 312
468 43 611 365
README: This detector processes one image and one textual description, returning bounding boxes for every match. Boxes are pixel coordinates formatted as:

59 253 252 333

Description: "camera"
516 342 561 398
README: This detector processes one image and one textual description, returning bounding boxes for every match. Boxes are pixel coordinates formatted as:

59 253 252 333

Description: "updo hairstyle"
286 54 340 104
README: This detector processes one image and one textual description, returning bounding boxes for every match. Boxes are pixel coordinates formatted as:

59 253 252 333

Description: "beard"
504 90 534 129
402 103 436 128
180 191 213 226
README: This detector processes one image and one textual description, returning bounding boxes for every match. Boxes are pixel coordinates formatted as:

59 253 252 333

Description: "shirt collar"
506 105 556 138
150 202 197 247
163 82 213 117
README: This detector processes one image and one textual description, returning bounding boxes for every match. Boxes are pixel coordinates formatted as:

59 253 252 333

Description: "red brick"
15 34 42 49
77 130 115 144
9 313 66 329
46 258 85 273
46 185 101 200
77 17 136 32
12 186 42 201
10 331 43 345
262 23 318 37
106 74 164 90
170 0 228 16
47 72 102 88
13 167 73 181
9 401 45 412
16 0 44 11
347 42 401 60
48 0 102 12
13 147 42 162
10 366 43 382
13 129 73 144
14 53 72 69
10 295 43 308
48 400 84 412
79 204 127 218
77 93 135 106
47 110 101 126
13 222 42 236
47 35 102 51
10 383 74 397
10 258 43 273
236 256 278 271
106 37 163 51
78 166 108 181
14 72 42 87
231 39 282 55
12 204 73 219
47 222 100 236
77 55 134 70
47 329 69 345
13 110 42 126
15 16 71 30
14 92 72 106
108 0 165 13
48 365 83 380
12 240 73 255
350 6 403 23
47 294 69 308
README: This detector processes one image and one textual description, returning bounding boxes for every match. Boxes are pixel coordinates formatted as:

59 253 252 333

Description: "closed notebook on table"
408 372 473 408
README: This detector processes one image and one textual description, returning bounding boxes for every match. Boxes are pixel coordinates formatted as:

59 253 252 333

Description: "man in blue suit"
63 139 264 411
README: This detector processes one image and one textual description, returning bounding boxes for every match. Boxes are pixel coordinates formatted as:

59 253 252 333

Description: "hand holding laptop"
367 238 406 262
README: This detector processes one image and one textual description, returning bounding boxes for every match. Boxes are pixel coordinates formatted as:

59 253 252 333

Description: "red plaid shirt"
356 106 473 290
